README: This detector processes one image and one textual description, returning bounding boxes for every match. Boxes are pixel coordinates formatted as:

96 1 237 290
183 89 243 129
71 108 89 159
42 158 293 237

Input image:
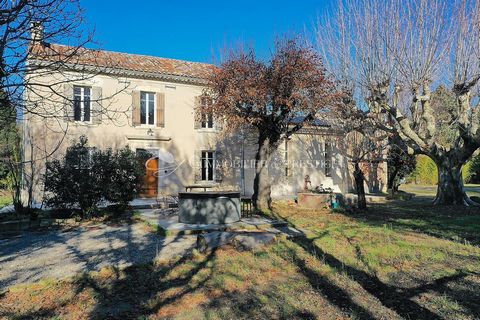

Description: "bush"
44 136 143 218
103 147 144 210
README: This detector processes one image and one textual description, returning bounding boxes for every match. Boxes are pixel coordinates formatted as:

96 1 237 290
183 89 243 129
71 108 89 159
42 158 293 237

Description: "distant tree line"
407 154 480 185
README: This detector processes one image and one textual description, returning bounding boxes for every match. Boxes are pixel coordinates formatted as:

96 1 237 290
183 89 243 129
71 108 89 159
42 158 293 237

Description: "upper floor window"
141 92 155 125
74 86 91 122
200 96 214 129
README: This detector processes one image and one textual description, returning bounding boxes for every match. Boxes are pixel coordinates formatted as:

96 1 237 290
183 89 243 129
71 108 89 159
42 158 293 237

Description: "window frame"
73 86 92 123
284 138 289 177
324 142 332 178
140 91 156 126
199 96 214 129
200 150 216 182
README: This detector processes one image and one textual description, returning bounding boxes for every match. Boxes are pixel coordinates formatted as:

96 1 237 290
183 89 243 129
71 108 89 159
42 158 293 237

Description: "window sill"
73 121 95 127
137 125 159 128
194 181 220 185
196 128 218 133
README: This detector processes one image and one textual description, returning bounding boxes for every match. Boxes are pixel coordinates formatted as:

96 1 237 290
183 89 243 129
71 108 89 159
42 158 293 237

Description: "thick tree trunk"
387 168 399 195
353 162 367 210
433 157 478 206
252 134 277 212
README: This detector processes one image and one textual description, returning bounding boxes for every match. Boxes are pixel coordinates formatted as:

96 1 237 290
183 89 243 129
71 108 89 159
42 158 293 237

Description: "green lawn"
1 197 480 319
400 184 480 198
381 184 480 244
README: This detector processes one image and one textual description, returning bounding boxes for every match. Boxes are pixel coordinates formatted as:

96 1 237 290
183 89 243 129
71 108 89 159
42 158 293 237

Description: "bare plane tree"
1 0 131 209
316 0 480 206
1 0 129 125
332 101 389 210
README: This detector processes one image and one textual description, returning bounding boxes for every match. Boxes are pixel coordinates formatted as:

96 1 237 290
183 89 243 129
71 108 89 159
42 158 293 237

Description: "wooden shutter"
214 113 223 131
194 96 201 129
92 86 103 124
63 83 74 121
132 91 140 127
215 150 224 183
194 150 202 182
156 92 165 127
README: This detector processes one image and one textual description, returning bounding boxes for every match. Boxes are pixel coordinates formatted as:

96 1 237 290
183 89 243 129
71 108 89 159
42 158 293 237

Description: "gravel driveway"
0 223 196 289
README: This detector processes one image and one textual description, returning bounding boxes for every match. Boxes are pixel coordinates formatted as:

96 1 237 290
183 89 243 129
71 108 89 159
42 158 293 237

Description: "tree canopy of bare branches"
206 39 341 210
316 0 480 206
1 0 94 120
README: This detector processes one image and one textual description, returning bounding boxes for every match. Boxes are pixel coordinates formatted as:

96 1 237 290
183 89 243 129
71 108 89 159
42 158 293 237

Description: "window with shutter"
92 86 103 124
194 150 202 181
284 139 290 177
325 142 332 177
132 91 141 126
215 150 224 182
64 83 74 121
140 92 155 125
194 96 215 130
200 151 215 181
73 86 91 122
156 92 165 127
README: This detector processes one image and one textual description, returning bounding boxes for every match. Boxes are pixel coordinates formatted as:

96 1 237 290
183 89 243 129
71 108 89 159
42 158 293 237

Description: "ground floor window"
201 151 215 181
325 142 332 177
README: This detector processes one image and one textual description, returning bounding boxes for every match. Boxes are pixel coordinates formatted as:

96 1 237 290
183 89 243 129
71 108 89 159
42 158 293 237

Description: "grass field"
1 188 480 319
400 184 480 199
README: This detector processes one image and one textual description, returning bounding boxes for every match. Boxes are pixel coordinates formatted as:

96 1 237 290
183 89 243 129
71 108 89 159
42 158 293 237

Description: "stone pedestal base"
297 192 331 209
178 191 241 224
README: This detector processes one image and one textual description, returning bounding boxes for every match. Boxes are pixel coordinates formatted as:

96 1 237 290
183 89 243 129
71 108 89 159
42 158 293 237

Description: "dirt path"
0 223 196 290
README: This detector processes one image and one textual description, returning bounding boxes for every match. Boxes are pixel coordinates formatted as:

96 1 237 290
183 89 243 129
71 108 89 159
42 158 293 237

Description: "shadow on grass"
200 286 320 319
280 244 375 318
355 199 480 245
2 201 479 319
290 230 472 320
267 202 480 319
74 232 213 319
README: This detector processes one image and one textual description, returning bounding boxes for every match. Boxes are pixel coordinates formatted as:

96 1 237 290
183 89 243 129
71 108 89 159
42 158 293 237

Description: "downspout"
241 128 245 196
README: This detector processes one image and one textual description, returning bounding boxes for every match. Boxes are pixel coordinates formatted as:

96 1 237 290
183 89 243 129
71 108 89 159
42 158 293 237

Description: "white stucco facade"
22 45 387 204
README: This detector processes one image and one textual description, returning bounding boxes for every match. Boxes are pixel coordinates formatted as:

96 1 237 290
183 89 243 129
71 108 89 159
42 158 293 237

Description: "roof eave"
28 59 210 86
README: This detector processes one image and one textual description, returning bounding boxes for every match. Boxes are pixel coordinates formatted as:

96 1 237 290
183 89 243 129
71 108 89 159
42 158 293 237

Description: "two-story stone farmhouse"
23 35 387 205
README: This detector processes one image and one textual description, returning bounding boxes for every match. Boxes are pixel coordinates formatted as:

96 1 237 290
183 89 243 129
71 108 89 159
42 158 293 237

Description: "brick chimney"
30 21 44 42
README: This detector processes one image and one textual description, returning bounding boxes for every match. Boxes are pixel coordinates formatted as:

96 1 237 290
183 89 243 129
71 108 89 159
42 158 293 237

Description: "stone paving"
0 223 196 290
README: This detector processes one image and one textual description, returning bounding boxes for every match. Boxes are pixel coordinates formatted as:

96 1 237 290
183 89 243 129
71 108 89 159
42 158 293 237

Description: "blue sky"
79 0 331 63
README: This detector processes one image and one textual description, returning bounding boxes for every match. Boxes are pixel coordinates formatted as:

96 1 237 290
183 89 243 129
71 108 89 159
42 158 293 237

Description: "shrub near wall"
44 136 142 218
103 147 143 210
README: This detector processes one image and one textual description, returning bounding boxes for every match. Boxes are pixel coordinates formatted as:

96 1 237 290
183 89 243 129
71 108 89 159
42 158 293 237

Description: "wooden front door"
140 157 158 198
136 148 162 198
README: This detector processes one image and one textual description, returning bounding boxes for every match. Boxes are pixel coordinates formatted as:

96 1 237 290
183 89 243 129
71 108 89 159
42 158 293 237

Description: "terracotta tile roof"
29 43 214 81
